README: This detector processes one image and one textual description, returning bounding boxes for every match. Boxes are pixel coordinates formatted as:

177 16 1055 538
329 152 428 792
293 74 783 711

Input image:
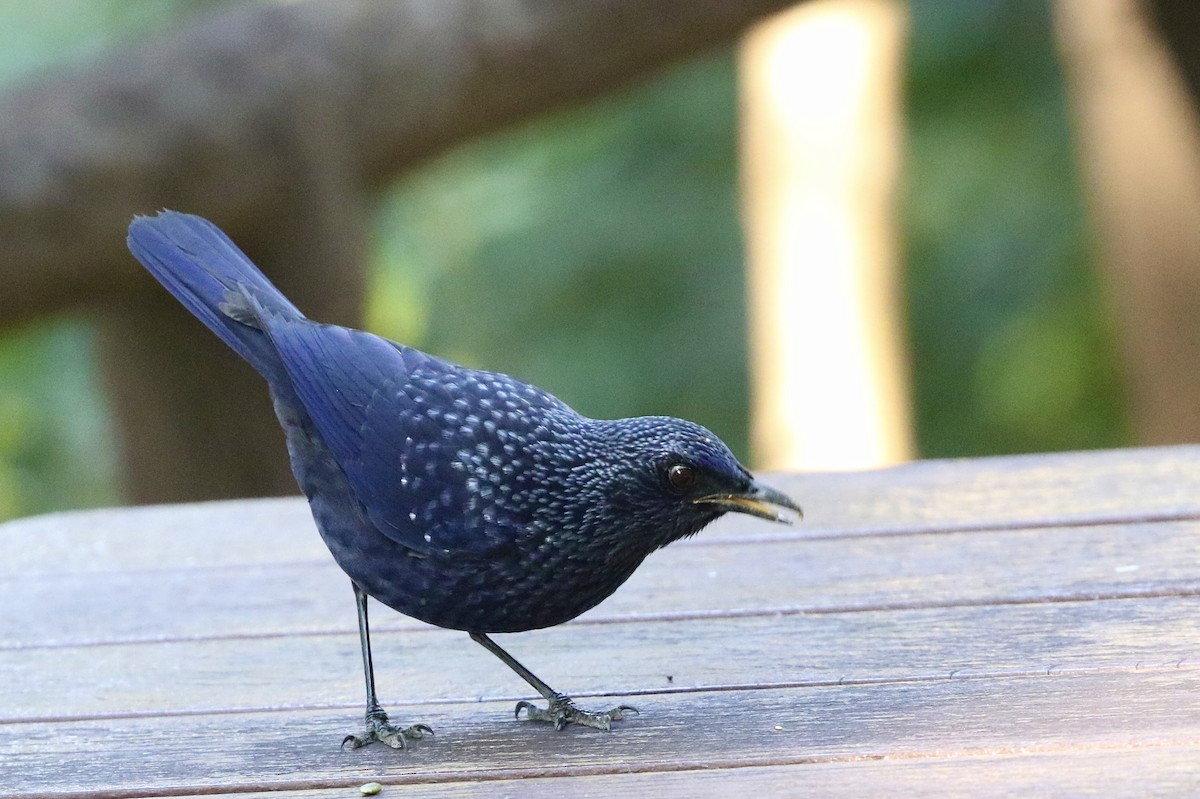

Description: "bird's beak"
692 479 803 525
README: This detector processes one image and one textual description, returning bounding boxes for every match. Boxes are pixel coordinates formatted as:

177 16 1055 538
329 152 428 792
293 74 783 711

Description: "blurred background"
1 0 1197 522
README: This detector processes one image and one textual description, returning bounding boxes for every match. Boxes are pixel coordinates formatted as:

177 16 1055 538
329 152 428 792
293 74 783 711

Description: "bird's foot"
342 703 433 750
515 692 638 731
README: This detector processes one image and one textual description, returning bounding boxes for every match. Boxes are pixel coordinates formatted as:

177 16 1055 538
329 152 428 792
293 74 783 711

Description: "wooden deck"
4 445 1200 797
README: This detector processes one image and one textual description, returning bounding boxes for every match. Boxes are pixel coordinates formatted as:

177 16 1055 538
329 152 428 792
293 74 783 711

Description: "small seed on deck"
360 782 383 796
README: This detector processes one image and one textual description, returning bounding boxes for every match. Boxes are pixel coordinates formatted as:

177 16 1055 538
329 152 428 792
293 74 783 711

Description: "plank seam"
3 659 1195 726
9 506 1200 582
8 582 1200 652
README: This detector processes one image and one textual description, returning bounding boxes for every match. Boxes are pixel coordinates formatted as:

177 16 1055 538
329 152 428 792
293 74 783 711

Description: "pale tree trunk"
1056 0 1200 444
741 0 912 471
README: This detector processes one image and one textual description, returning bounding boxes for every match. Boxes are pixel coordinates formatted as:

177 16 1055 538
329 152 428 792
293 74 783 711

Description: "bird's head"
593 416 802 551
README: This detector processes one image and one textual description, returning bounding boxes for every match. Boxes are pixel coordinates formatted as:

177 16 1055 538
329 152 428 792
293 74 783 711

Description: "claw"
343 706 433 750
513 694 639 732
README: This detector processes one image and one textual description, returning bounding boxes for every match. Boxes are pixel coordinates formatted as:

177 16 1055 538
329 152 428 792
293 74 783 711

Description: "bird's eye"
666 464 696 491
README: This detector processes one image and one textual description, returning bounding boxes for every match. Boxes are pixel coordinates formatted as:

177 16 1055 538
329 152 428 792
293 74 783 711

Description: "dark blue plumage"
127 210 802 747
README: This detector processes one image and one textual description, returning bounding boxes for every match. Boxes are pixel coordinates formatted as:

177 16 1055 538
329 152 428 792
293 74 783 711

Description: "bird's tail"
127 211 303 379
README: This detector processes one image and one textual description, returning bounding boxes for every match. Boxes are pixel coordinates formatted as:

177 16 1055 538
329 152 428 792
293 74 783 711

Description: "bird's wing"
259 311 514 557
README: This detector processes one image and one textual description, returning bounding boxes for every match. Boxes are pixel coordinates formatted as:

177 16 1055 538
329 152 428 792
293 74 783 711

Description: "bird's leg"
469 632 638 731
342 582 433 749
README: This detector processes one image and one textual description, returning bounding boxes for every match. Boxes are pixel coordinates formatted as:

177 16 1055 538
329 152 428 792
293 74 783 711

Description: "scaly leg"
342 582 433 749
470 632 637 731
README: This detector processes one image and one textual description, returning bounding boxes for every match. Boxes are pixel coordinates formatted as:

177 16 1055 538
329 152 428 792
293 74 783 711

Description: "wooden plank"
5 446 1200 580
4 669 1199 797
7 446 1200 797
6 516 1200 649
784 444 1200 533
0 497 325 578
5 594 1199 721
149 744 1200 799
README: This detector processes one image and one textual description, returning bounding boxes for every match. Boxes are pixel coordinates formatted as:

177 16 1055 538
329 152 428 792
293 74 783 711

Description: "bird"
126 210 803 749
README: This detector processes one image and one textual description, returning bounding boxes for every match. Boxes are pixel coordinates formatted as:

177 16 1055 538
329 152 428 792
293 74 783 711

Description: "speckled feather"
128 211 765 634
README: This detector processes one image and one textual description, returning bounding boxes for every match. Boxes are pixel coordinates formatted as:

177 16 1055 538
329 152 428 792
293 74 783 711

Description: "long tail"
127 211 304 379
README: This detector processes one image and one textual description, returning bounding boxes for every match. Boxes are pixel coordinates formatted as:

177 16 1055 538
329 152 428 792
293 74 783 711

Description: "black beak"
692 479 803 525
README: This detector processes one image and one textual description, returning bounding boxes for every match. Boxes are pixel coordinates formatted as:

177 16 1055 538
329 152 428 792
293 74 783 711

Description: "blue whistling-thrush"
126 211 802 749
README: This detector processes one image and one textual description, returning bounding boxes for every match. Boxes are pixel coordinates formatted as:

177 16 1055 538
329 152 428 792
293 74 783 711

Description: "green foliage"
0 321 117 518
369 53 749 452
903 0 1127 455
0 0 191 81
